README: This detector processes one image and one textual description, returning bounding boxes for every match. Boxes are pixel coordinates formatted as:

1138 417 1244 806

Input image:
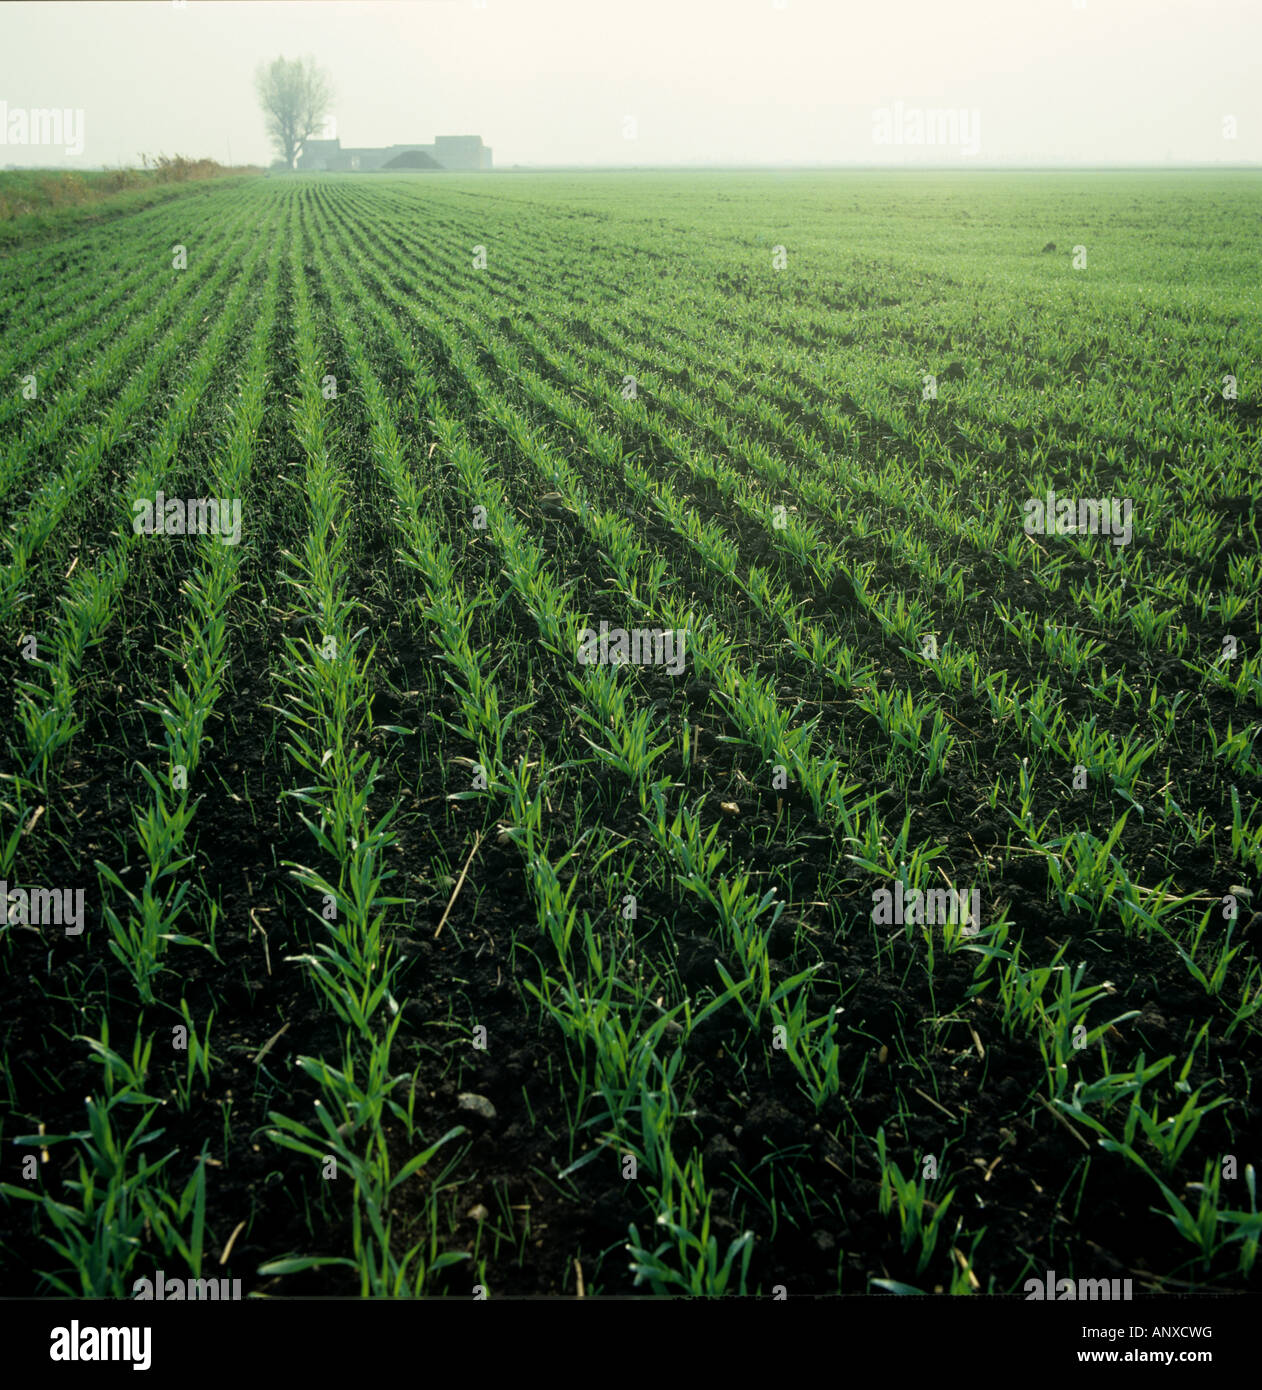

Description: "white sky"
0 0 1258 168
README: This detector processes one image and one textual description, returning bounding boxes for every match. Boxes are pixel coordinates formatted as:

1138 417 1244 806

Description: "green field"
0 162 258 253
0 170 1259 1297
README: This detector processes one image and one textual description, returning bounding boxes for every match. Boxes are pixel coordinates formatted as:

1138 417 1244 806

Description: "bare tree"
255 56 334 170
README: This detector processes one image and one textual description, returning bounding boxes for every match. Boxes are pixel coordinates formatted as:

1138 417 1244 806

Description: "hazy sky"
1 0 1258 168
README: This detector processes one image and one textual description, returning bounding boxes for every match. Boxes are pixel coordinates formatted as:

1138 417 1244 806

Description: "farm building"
296 135 492 172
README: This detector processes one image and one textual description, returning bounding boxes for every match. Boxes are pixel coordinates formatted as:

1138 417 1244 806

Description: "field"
0 161 259 254
0 169 1259 1299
